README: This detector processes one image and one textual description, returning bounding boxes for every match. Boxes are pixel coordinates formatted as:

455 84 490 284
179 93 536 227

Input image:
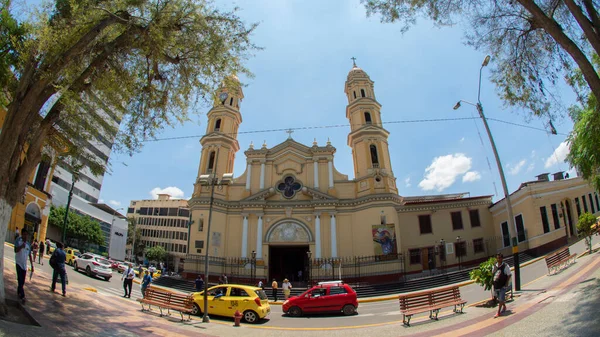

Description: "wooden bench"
398 286 467 326
137 287 194 321
545 247 577 275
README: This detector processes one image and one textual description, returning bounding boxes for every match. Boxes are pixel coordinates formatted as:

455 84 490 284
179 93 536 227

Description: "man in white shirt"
14 229 34 304
122 263 135 298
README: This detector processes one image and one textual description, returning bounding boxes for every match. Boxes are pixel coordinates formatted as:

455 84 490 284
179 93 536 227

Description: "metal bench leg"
179 311 184 322
433 309 440 320
403 314 412 326
459 303 465 313
159 307 164 317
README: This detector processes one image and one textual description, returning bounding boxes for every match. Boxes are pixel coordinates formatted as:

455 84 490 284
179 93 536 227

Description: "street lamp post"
251 250 257 285
456 236 462 270
307 250 312 287
197 149 233 323
61 171 79 245
439 239 446 273
453 55 520 291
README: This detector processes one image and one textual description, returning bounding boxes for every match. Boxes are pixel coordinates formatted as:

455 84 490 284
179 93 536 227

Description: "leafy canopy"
469 257 496 292
145 244 167 262
126 217 144 256
48 206 105 248
577 212 597 254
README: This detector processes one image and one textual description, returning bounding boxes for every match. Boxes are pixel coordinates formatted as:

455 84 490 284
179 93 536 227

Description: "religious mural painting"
372 224 397 256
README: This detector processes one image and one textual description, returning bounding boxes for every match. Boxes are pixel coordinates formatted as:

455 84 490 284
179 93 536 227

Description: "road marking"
84 287 97 293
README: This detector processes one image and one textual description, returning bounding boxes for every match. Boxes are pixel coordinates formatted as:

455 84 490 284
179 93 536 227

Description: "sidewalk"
2 245 599 336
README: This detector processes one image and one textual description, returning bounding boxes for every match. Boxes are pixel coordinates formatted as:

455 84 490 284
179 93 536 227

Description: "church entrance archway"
269 245 309 285
265 219 313 285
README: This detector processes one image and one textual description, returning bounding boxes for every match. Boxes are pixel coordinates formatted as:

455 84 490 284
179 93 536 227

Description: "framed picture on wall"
445 243 454 255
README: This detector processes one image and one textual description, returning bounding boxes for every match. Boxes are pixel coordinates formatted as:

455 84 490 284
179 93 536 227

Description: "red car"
282 281 358 317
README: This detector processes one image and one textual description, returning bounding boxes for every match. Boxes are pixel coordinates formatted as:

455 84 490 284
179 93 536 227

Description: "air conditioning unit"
196 249 202 253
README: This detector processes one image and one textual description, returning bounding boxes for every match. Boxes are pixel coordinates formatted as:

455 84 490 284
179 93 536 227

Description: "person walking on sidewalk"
31 240 39 265
14 228 34 304
195 275 204 292
141 270 152 298
271 279 279 302
493 253 512 318
282 279 292 300
50 242 67 296
38 240 44 265
122 263 135 298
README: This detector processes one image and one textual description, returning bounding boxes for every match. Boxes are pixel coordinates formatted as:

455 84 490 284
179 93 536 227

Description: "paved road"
5 233 597 330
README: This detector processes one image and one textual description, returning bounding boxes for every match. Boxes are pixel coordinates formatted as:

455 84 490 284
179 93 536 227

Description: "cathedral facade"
184 65 598 283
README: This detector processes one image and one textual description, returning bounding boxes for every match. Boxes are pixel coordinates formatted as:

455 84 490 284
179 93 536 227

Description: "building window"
198 218 204 232
229 97 234 106
588 193 595 213
469 209 481 227
501 221 510 247
418 215 432 234
515 214 526 242
409 249 421 265
353 91 356 99
195 240 204 248
473 238 485 254
575 197 581 217
551 204 560 229
276 175 303 199
540 206 550 233
364 112 372 124
455 241 466 257
451 211 463 230
369 144 379 167
595 193 600 211
207 151 216 173
582 195 589 213
360 89 366 97
33 158 51 191
214 118 222 131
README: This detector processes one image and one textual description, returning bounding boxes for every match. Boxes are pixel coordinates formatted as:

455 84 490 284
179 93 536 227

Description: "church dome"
347 65 370 81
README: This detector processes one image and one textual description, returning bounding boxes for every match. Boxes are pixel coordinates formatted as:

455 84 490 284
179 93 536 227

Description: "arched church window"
207 151 216 173
353 91 357 99
361 89 366 97
364 112 372 124
230 97 234 106
214 119 222 131
276 176 303 199
370 144 379 167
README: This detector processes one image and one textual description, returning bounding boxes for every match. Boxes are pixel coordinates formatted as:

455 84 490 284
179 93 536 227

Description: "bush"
470 257 497 305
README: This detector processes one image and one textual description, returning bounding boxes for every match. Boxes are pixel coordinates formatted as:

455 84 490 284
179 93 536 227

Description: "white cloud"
462 171 481 182
419 153 473 192
150 186 185 199
530 150 536 159
544 141 570 168
508 159 527 175
527 163 535 173
460 137 465 143
108 200 121 207
404 177 411 187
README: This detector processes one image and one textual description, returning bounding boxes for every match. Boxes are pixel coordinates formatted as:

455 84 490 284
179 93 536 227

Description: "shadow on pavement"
560 278 600 336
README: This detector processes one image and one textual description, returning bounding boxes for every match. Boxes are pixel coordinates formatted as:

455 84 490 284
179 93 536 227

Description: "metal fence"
308 254 405 285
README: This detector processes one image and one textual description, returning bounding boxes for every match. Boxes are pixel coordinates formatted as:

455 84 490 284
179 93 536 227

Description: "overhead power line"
142 116 567 143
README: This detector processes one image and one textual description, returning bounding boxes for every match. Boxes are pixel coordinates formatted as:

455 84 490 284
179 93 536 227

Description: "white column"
330 214 337 257
241 216 248 257
245 162 252 190
256 215 263 259
315 215 322 258
259 162 265 189
313 161 319 188
328 160 334 188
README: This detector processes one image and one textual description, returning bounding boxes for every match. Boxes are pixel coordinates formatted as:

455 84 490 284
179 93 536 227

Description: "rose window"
276 176 302 198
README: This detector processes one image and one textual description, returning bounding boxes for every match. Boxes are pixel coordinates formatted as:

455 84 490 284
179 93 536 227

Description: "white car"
73 253 113 281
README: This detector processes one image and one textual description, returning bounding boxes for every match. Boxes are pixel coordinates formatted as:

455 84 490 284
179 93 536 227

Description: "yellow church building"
184 65 599 284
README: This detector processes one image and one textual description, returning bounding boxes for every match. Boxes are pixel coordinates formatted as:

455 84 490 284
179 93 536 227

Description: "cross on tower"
351 57 357 67
286 129 294 139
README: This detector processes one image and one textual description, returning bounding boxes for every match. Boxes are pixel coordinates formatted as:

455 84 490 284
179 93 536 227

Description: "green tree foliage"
469 257 496 294
0 0 28 105
145 245 167 263
362 0 600 118
48 206 105 248
126 217 143 257
577 212 597 254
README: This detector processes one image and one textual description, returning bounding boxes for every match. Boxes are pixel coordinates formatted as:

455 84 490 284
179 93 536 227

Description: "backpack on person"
49 252 58 269
493 263 509 289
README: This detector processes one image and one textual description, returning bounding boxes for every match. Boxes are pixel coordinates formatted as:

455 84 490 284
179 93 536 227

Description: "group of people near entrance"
268 278 292 302
13 228 68 304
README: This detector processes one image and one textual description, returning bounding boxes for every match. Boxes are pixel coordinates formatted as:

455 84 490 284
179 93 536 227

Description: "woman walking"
31 240 39 266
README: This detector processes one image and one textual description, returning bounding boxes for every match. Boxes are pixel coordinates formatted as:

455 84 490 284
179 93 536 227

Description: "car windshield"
254 289 268 300
95 258 110 265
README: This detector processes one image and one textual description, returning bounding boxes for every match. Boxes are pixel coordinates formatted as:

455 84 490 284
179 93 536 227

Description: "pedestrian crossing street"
96 284 143 299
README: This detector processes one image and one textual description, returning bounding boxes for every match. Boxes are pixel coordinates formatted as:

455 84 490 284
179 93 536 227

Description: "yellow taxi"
133 267 162 278
48 242 57 255
65 248 80 266
191 284 270 323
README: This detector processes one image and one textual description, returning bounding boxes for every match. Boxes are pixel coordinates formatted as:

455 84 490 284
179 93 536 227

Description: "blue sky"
23 1 576 209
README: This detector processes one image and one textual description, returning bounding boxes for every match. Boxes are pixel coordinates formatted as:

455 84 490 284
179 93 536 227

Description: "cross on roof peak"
286 129 294 139
351 57 357 67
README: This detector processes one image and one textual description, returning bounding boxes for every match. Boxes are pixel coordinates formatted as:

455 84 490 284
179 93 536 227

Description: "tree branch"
564 0 600 58
582 0 600 35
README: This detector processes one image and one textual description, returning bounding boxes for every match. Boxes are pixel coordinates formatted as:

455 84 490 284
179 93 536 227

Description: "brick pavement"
1 246 599 337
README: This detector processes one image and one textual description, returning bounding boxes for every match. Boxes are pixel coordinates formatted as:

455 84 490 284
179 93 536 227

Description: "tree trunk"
516 0 600 102
0 198 14 316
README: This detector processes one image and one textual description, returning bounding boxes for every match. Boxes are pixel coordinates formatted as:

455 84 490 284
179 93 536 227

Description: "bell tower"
197 76 243 179
345 60 397 194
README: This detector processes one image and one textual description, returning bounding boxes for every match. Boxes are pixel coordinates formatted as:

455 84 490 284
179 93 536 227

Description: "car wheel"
191 303 202 316
86 266 92 277
243 310 259 323
104 277 111 282
342 304 356 316
288 306 302 317
73 262 78 271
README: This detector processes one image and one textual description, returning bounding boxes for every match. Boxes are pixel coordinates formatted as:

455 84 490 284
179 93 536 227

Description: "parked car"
191 284 270 323
282 281 358 317
65 248 81 266
73 253 113 281
117 263 129 273
110 260 123 270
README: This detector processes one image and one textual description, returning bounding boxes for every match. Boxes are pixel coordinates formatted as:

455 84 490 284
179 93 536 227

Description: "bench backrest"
546 247 570 265
431 287 461 304
145 288 172 304
399 286 462 310
168 293 195 309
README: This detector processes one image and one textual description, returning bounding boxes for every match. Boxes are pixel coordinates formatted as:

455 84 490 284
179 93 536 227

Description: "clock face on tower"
219 92 228 102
